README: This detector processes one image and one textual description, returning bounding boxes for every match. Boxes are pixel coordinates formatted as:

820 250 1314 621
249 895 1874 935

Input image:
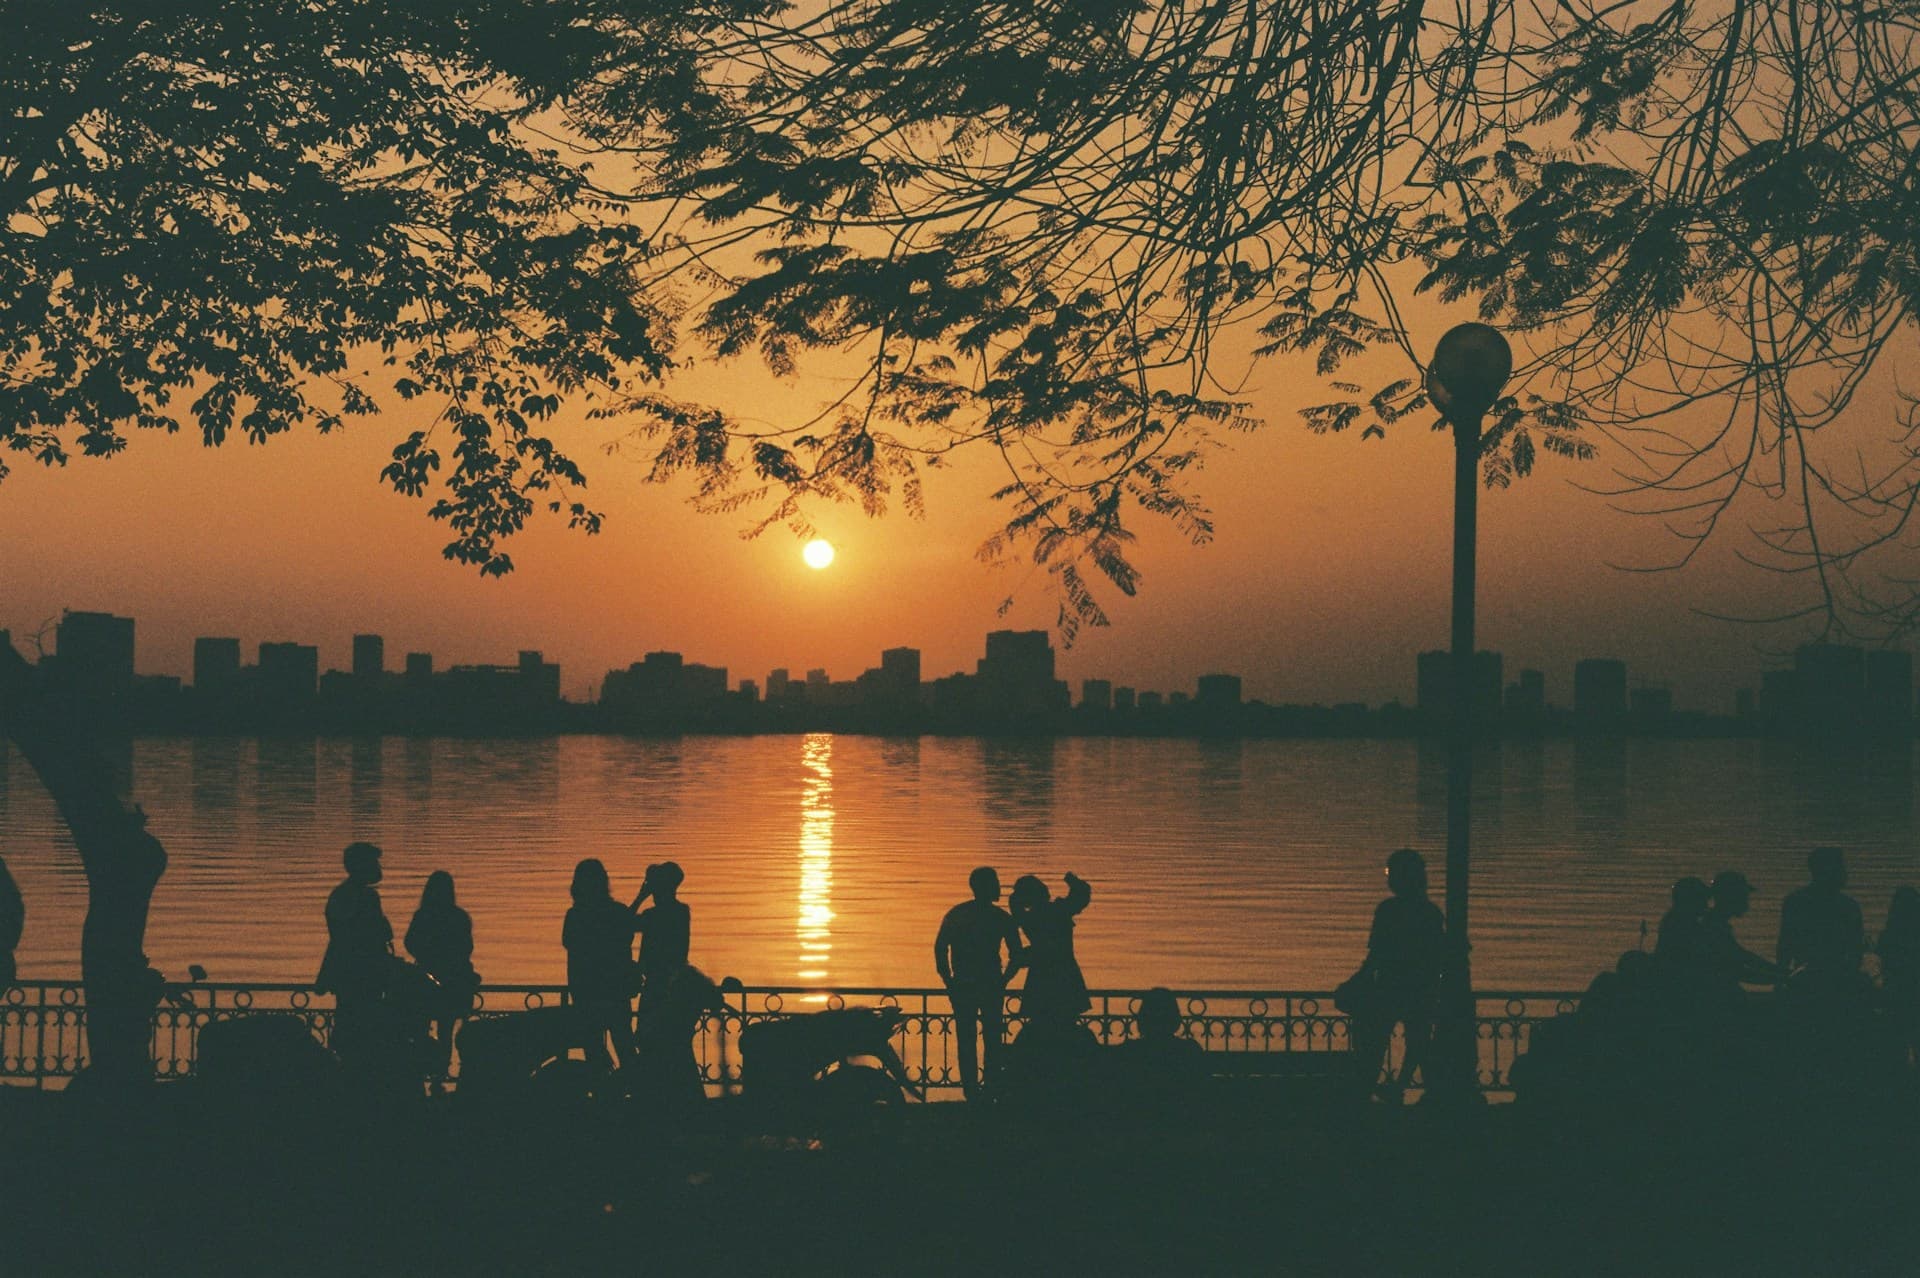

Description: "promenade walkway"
0 980 1576 1094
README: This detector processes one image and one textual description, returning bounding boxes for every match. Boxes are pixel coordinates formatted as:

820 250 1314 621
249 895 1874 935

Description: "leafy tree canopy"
7 1 1918 636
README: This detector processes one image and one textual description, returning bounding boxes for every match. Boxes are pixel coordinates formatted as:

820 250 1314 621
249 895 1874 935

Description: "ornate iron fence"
0 981 1577 1095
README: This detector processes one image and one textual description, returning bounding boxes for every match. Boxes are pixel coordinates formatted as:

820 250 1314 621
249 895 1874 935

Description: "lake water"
2 735 1916 991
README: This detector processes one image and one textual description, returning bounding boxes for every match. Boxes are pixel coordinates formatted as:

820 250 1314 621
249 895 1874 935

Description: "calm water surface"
3 735 1917 990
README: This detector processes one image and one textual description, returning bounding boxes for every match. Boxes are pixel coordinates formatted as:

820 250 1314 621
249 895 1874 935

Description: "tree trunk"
0 644 166 1086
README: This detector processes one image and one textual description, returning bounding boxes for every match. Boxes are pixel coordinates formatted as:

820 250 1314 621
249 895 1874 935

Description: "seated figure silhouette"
0 854 21 992
1705 871 1784 995
1115 987 1205 1105
934 866 1023 1100
561 858 645 1075
1349 848 1446 1102
405 870 480 1083
1776 847 1866 997
316 842 397 1070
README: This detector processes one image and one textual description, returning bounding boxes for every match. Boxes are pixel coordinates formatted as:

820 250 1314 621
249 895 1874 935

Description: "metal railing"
0 981 1578 1095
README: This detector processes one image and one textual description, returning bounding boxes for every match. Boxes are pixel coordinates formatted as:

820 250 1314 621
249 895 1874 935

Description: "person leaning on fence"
316 842 397 1069
562 858 645 1074
935 866 1024 1100
0 853 22 992
1341 848 1446 1103
405 870 480 1083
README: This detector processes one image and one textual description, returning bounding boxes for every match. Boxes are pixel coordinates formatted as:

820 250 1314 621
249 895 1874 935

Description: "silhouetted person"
1656 877 1711 964
1010 872 1091 1036
1350 848 1446 1101
0 854 21 991
1704 871 1783 993
1776 847 1865 993
316 842 395 1068
405 870 479 1082
562 857 643 1073
632 861 701 1104
1878 887 1920 1062
934 866 1023 1099
1116 986 1205 1103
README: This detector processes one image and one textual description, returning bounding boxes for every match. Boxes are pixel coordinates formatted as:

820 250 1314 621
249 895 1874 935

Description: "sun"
802 538 836 570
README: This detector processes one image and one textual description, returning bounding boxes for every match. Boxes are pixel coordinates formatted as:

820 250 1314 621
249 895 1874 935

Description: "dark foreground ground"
4 1082 1918 1276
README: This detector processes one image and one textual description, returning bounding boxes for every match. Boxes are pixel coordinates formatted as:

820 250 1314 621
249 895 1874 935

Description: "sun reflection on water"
797 734 834 998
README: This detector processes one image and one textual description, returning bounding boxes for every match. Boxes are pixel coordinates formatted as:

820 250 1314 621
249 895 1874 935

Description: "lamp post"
1426 322 1512 1102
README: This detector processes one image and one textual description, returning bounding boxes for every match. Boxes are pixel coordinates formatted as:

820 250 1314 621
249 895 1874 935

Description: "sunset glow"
803 539 835 570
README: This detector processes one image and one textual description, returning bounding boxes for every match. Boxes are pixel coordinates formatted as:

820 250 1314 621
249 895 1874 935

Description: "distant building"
258 641 319 704
738 679 759 700
1795 643 1866 731
806 668 830 688
975 630 1069 717
601 650 725 720
404 652 434 684
193 637 242 693
1630 686 1672 718
1138 691 1165 712
880 647 921 693
1113 686 1137 713
352 634 385 680
1168 691 1191 709
1080 679 1113 712
766 668 792 701
1574 659 1628 723
1505 669 1546 716
1416 649 1501 727
1865 649 1912 734
55 611 135 690
1196 674 1243 708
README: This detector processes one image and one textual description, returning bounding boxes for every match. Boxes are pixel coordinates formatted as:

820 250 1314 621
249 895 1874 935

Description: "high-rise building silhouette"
193 637 242 693
404 652 434 684
352 634 385 680
1113 686 1136 713
1080 679 1113 712
1196 674 1243 708
258 641 319 705
55 611 135 690
1794 642 1866 731
1865 649 1913 733
1574 658 1628 723
880 646 921 692
1416 649 1501 727
766 668 792 701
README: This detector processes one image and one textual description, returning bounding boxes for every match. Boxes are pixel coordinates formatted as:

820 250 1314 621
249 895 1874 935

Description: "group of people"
315 844 701 1094
933 867 1094 1098
1517 848 1920 1105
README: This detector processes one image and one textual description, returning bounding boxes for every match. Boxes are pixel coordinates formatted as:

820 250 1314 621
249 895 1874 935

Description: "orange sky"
0 309 1821 713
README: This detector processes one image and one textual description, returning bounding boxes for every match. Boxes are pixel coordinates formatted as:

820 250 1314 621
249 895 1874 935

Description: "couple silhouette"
933 867 1092 1099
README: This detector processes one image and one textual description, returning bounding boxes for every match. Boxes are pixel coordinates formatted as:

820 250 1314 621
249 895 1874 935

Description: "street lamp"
1426 322 1512 1102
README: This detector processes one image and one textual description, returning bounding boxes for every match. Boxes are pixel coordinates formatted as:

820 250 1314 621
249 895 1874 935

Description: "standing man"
934 866 1023 1100
316 841 394 1068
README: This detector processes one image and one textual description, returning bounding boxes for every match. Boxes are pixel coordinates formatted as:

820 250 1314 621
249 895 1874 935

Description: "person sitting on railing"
315 842 396 1070
0 853 21 992
934 866 1024 1100
405 870 480 1084
563 858 647 1075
